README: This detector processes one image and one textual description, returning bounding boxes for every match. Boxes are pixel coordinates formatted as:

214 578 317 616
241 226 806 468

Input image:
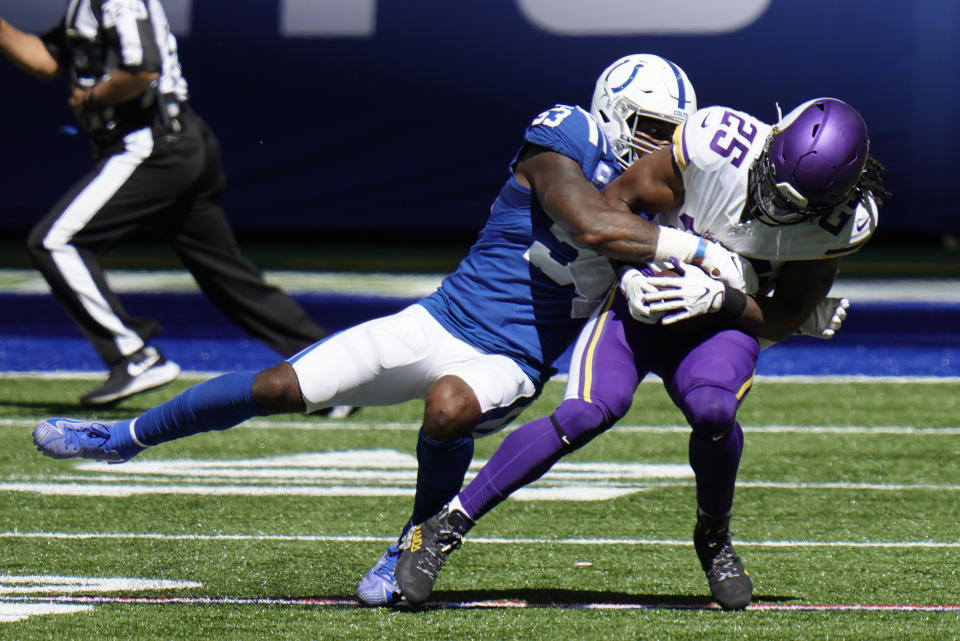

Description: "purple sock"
459 399 610 520
689 422 743 516
679 384 743 515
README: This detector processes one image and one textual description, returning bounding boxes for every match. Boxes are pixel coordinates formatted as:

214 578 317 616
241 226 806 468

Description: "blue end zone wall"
0 0 956 237
1 293 957 377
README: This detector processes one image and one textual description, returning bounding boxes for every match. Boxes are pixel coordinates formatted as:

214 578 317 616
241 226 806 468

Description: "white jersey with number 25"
658 106 877 274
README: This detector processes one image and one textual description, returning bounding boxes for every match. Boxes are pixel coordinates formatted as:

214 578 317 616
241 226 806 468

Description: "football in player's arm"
393 97 890 611
610 151 838 341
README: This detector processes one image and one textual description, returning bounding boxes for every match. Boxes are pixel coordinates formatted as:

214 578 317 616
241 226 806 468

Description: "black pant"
26 107 326 366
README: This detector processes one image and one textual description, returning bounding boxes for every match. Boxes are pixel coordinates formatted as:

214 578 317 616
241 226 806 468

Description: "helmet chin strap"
745 160 792 227
743 164 765 224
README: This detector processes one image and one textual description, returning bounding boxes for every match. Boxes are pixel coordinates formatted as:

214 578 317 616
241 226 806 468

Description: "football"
651 268 725 336
653 268 681 286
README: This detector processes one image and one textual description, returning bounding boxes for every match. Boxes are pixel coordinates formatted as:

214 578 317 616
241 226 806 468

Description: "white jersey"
659 105 877 280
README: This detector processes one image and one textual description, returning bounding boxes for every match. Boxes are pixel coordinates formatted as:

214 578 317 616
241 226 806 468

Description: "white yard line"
5 418 960 434
1 530 958 549
1 479 957 497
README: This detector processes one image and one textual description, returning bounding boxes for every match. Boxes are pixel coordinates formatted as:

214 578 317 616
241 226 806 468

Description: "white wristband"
653 226 707 265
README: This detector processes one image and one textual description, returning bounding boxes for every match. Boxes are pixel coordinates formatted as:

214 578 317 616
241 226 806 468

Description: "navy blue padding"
1 294 958 377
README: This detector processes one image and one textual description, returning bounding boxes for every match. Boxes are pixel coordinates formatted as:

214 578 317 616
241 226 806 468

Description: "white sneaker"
81 346 181 406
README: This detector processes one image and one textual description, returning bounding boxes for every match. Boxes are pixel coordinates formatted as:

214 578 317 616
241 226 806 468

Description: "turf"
1 376 959 639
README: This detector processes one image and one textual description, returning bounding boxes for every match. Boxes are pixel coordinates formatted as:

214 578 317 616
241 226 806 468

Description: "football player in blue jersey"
32 54 756 606
393 97 890 609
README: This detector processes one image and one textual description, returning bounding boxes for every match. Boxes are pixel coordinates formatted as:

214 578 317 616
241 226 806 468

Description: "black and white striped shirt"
42 0 189 144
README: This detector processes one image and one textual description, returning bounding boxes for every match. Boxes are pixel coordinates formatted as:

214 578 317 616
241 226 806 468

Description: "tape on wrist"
654 226 700 264
719 285 748 320
692 238 707 266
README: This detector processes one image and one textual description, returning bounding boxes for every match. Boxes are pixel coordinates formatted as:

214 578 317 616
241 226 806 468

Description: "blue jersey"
419 105 621 385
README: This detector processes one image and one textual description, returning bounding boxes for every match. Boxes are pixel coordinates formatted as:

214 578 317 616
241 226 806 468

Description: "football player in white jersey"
32 55 757 604
394 98 889 610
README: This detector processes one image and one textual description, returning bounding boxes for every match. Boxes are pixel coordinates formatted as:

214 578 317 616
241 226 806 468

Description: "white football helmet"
590 54 697 170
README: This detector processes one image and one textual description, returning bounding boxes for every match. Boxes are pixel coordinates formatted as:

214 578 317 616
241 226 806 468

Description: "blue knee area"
681 386 739 441
552 397 620 448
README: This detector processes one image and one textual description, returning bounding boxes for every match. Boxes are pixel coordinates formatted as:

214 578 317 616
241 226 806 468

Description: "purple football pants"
459 289 759 520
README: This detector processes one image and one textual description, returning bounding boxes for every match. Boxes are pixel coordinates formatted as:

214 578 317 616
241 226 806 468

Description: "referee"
0 2 327 406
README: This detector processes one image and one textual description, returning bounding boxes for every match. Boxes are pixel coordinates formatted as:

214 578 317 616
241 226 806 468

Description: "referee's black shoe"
694 512 753 610
81 346 181 407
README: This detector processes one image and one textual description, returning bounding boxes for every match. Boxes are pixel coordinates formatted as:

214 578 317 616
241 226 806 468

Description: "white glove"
643 262 727 325
795 297 849 339
702 245 759 295
619 268 667 324
654 227 759 294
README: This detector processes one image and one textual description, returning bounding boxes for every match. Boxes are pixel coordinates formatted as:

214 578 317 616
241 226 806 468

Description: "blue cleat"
33 418 141 463
356 544 403 606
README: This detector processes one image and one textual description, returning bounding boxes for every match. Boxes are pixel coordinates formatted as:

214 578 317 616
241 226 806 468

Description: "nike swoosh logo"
127 351 160 377
50 420 70 434
700 114 711 128
856 216 869 232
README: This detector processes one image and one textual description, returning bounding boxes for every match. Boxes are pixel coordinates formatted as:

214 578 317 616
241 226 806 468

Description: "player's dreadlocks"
860 154 891 207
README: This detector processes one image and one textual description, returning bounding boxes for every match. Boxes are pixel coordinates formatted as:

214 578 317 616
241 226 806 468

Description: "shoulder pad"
524 105 607 159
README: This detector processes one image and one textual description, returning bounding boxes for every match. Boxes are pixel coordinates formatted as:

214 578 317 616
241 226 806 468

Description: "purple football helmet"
751 98 869 225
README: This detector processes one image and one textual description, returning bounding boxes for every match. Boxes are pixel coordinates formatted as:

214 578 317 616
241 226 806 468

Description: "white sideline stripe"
2 530 959 549
2 417 960 435
3 371 960 384
0 371 220 381
2 270 957 302
0 269 444 297
5 270 958 300
751 375 960 384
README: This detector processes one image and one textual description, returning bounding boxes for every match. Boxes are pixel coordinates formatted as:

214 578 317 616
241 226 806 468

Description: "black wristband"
719 285 748 320
82 89 102 112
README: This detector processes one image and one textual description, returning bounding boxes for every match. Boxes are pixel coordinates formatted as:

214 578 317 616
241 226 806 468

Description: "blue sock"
110 371 263 452
105 418 145 461
410 430 474 525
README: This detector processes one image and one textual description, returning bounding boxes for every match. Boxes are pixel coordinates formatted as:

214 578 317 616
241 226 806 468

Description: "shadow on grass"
0 379 194 419
366 588 800 610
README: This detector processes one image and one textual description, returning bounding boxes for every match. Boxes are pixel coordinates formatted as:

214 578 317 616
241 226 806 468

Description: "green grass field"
1 376 959 640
